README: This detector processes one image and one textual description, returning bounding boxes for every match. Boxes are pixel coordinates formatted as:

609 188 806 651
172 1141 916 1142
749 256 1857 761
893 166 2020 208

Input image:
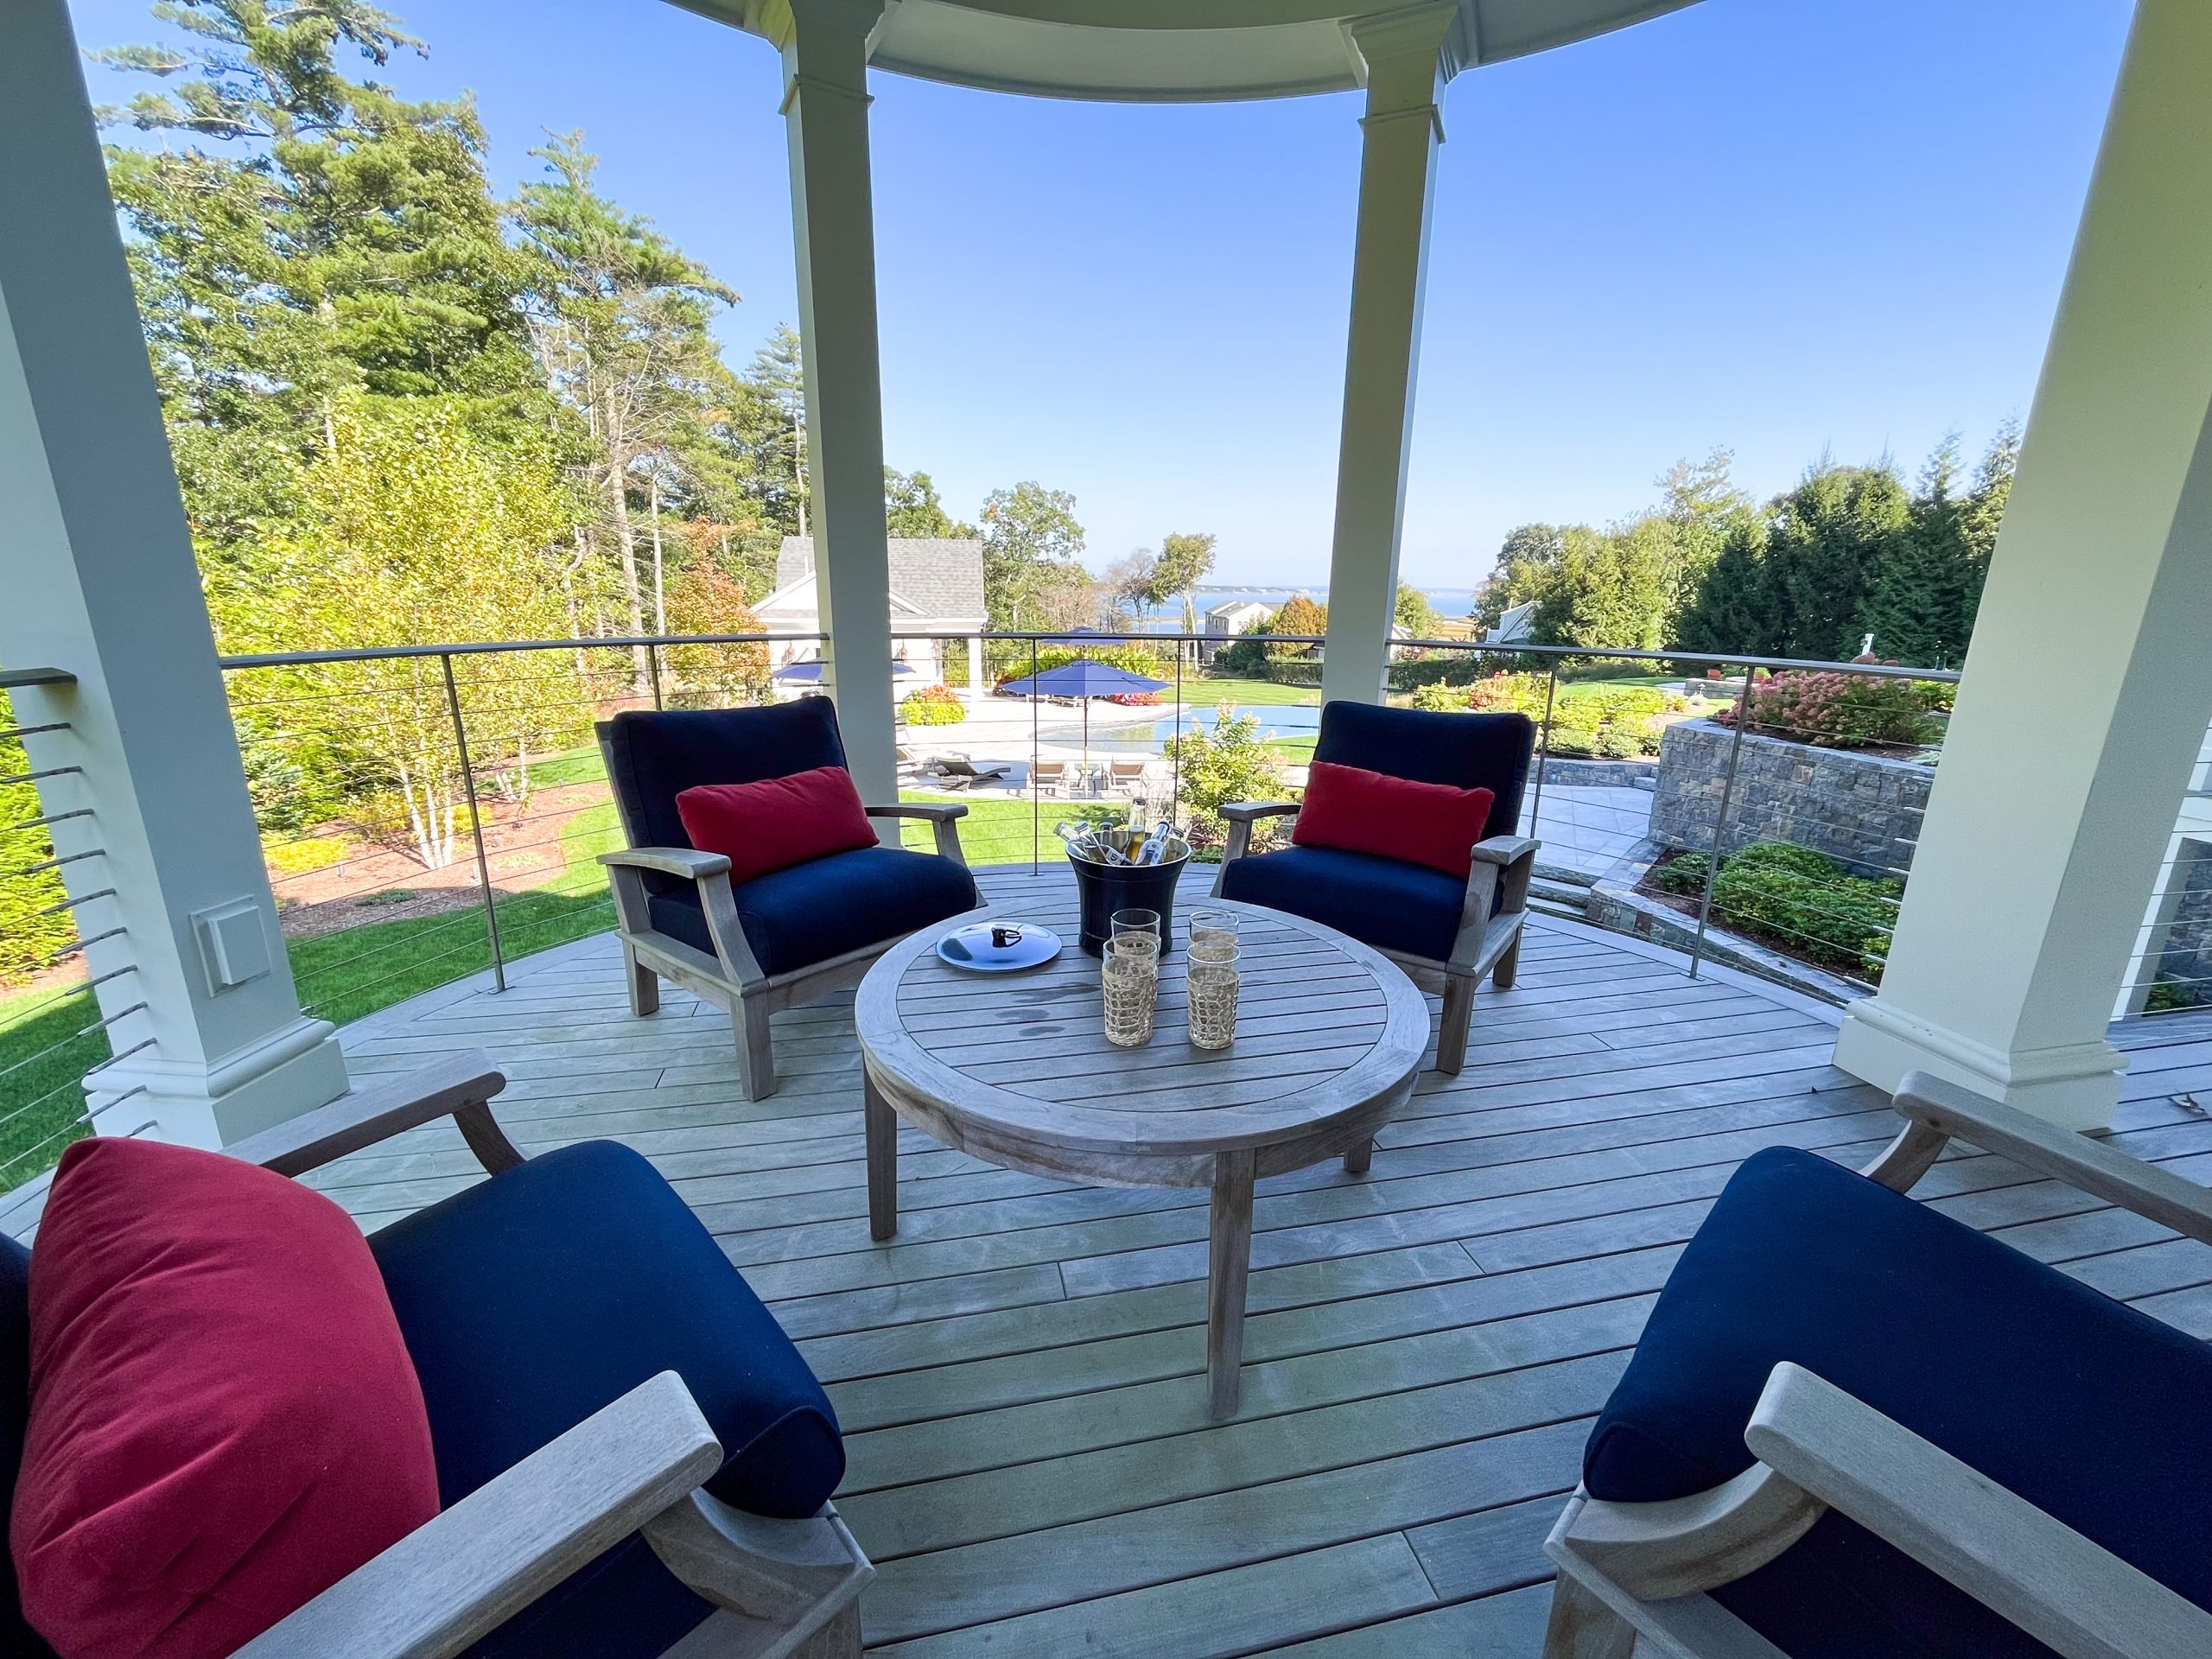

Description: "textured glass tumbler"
1110 908 1162 964
1187 960 1240 1050
1103 950 1158 1046
1188 907 1241 954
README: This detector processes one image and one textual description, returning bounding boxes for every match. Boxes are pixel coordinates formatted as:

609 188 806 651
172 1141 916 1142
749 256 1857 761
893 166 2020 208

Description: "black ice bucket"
1067 829 1192 957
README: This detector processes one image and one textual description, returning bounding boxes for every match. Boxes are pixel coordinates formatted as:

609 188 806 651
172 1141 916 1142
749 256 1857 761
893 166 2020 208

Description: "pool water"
1084 703 1321 753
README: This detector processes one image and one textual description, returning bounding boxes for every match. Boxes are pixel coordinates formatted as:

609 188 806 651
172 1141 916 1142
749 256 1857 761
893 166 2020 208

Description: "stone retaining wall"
1648 718 1933 878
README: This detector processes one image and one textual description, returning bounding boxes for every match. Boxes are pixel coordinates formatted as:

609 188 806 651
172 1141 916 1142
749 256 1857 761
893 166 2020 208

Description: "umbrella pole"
1083 699 1090 798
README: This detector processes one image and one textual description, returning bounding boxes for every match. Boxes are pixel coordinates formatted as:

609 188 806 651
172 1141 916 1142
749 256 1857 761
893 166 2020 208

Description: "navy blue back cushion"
0 1233 54 1658
1312 702 1535 836
601 700 850 856
1586 1146 2212 1658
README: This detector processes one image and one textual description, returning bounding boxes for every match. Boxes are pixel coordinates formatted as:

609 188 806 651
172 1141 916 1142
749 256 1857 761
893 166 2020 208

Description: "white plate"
936 922 1063 973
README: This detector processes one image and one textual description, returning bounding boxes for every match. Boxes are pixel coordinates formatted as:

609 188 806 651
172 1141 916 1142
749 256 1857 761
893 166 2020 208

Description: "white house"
754 535 988 693
1200 598 1274 662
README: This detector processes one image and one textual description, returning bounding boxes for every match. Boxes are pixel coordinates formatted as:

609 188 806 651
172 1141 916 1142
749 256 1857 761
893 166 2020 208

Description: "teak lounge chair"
596 701 981 1100
1212 702 1540 1073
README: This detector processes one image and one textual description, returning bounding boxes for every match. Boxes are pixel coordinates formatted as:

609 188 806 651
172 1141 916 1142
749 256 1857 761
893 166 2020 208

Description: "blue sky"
68 0 2133 593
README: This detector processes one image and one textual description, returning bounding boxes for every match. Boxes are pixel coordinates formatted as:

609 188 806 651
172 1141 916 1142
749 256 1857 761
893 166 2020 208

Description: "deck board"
42 865 2210 1655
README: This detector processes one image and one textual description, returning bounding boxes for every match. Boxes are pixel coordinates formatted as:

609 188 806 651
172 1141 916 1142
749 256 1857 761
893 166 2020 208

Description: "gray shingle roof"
778 536 986 620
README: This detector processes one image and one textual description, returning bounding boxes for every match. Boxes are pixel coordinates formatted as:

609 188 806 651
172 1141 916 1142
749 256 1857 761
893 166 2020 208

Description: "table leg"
1206 1147 1257 1419
1344 1138 1374 1175
865 1073 899 1242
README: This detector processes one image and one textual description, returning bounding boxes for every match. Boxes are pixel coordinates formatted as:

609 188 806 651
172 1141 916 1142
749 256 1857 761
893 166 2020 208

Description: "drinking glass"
1109 908 1162 963
1187 907 1240 960
1103 950 1158 1046
1187 960 1240 1050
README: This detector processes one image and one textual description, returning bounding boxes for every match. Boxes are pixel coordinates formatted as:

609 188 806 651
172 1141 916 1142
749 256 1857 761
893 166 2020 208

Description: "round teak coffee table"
854 896 1428 1417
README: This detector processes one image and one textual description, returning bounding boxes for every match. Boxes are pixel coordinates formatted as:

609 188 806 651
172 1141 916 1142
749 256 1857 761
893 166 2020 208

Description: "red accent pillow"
676 766 878 885
11 1138 438 1659
1292 760 1495 879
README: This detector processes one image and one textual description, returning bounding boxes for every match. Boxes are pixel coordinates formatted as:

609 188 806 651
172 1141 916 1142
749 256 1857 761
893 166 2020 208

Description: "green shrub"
1649 851 1710 894
1707 841 1900 978
1409 683 1471 712
2146 976 2205 1014
1725 840 1845 880
1164 703 1286 858
899 683 967 726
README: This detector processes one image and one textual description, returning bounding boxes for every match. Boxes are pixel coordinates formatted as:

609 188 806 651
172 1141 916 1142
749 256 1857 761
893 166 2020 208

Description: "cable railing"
43 620 2212 1195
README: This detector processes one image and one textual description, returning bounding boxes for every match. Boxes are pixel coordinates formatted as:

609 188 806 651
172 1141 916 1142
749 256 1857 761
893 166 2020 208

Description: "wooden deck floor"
297 871 2212 1653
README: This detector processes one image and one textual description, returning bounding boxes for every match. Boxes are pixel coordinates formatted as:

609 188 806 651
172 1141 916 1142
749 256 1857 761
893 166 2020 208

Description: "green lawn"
1185 675 1321 706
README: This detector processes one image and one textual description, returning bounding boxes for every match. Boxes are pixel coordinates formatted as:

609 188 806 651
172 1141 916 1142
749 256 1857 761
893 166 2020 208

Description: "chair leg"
791 1603 862 1658
1491 928 1525 992
1344 1138 1373 1175
733 996 776 1102
1542 1573 1637 1659
625 944 660 1017
1435 973 1476 1075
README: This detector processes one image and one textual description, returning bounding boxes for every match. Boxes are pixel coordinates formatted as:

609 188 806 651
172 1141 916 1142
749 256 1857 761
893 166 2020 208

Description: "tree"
1394 583 1436 638
512 132 739 679
96 0 542 556
1147 531 1217 633
748 324 809 535
978 481 1085 627
209 394 577 868
661 565 770 706
1758 460 1912 660
1675 517 1774 660
886 469 976 539
1097 548 1160 628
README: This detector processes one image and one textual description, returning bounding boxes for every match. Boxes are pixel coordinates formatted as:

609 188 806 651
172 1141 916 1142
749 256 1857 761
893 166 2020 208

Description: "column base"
86 1015 349 1149
1833 995 2124 1130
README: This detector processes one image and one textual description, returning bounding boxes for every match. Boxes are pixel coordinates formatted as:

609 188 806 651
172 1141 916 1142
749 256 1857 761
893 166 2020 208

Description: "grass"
1185 676 1321 707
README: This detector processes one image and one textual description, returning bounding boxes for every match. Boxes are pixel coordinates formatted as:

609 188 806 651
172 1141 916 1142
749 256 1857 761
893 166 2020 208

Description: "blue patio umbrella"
771 655 918 685
995 657 1169 779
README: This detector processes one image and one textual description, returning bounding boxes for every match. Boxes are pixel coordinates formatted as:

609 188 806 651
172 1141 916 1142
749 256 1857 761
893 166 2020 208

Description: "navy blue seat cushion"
371 1141 844 1659
0 1233 55 1659
650 844 979 976
1217 844 1464 963
601 700 850 861
1311 702 1534 836
1585 1146 2212 1658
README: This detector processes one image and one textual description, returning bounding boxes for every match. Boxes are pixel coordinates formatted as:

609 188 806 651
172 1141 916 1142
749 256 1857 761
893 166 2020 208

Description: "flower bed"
899 683 966 726
1645 841 1900 982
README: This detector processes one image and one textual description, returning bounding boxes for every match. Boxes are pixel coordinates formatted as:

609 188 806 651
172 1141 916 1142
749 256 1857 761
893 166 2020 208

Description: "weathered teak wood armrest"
1216 800 1300 870
236 1373 722 1659
1470 833 1541 871
1746 1362 2212 1659
600 846 734 880
645 1489 874 1654
226 1049 522 1177
1861 1071 2212 1245
863 801 969 864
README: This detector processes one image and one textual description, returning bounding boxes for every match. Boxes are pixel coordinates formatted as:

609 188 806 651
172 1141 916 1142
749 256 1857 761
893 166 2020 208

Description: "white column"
1834 0 2212 1129
0 0 346 1147
1319 3 1456 707
966 632 985 699
781 0 898 810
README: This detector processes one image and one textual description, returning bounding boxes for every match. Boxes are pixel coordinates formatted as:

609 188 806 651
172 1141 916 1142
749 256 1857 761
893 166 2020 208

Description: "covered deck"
275 871 2212 1655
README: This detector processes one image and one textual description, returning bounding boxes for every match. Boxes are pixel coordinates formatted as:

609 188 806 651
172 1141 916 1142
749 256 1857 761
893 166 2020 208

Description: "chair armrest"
1745 1362 2212 1659
598 846 733 880
1217 800 1300 824
235 1373 721 1659
226 1050 523 1178
865 802 967 823
1885 1071 2212 1245
1470 834 1541 868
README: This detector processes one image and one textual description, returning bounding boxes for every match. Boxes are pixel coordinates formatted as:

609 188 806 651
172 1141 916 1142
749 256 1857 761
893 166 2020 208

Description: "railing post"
1526 662 1558 834
1173 641 1185 829
1689 670 1752 980
645 641 664 710
440 653 505 994
1029 637 1040 874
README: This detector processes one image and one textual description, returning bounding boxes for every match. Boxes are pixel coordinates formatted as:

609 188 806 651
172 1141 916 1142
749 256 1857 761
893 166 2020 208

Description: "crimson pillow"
1292 760 1495 879
12 1138 438 1659
675 765 878 885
